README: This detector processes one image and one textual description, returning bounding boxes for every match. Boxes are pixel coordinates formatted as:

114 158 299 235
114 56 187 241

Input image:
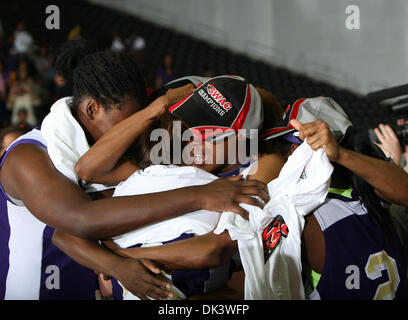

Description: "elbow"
203 242 234 268
75 161 94 183
204 250 230 268
73 222 100 241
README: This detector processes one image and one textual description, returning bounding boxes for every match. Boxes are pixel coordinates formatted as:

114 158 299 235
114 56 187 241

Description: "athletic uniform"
304 189 408 300
111 165 235 299
0 128 100 299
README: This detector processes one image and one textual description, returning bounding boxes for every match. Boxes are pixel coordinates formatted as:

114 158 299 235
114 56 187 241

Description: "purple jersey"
308 190 408 300
0 128 101 299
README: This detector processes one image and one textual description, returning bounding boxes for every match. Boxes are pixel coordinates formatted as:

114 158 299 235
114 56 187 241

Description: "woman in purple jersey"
0 38 269 300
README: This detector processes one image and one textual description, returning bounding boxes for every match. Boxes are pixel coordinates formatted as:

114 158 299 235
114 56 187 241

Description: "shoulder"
247 154 286 184
1 143 56 198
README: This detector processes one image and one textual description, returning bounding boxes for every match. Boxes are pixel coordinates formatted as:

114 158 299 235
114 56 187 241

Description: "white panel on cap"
298 97 352 142
166 75 210 87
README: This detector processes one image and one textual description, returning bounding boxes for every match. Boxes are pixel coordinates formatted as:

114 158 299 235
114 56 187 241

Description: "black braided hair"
55 38 146 111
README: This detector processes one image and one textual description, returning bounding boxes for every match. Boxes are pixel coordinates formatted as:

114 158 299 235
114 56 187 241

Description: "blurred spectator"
110 31 125 52
374 122 408 171
128 32 145 64
0 125 29 156
129 32 145 52
0 57 7 127
51 74 72 101
0 19 4 54
16 108 33 131
13 22 33 56
33 44 55 85
0 51 12 85
6 65 40 126
3 45 18 81
67 25 82 40
0 58 6 100
155 54 177 89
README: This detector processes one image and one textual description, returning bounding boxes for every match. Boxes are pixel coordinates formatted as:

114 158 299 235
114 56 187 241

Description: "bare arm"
52 229 173 300
105 230 237 270
1 144 269 239
75 84 195 184
336 148 408 205
291 119 408 206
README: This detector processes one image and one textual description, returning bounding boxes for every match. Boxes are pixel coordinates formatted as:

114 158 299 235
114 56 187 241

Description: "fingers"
145 275 172 292
290 119 302 131
235 179 269 203
374 125 402 161
138 271 173 300
226 202 249 220
124 263 173 300
239 179 268 193
102 273 111 281
166 84 195 105
237 195 264 209
290 119 330 142
240 186 270 204
375 124 398 143
308 131 330 151
381 124 399 141
142 283 172 300
374 127 386 145
138 259 172 291
140 258 161 275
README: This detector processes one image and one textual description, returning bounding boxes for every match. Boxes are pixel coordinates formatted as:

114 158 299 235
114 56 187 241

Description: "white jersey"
0 128 99 300
214 142 333 299
112 165 233 300
112 165 221 248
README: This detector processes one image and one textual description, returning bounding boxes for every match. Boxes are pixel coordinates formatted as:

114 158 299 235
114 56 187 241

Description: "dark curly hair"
55 38 147 111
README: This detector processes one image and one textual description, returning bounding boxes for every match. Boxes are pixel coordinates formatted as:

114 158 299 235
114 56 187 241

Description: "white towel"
214 142 333 300
41 97 112 192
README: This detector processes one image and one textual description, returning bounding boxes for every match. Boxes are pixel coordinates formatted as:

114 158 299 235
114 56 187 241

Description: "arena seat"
0 0 390 131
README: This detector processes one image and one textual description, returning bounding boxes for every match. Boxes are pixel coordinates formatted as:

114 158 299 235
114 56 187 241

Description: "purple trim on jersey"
217 162 251 178
111 278 124 300
0 136 46 299
0 132 99 300
0 135 46 299
39 226 99 300
0 190 10 300
326 189 360 202
0 138 47 205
